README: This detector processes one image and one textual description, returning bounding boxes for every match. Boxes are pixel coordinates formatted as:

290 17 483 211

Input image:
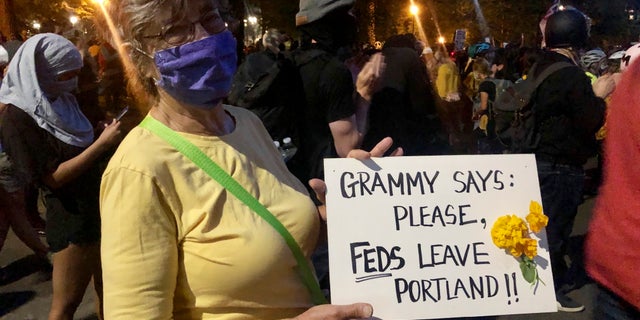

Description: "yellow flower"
529 200 543 215
509 244 523 257
521 238 538 259
489 202 547 288
526 201 549 233
491 215 528 252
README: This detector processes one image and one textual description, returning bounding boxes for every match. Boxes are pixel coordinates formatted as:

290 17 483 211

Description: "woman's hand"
95 119 123 150
310 137 403 221
294 302 373 320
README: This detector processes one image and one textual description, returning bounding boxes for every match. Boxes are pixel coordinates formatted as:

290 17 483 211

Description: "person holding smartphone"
0 33 124 319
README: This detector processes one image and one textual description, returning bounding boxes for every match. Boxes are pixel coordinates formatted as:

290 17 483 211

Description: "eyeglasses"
142 9 226 46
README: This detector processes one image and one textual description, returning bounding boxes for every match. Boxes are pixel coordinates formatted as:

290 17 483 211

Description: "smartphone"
114 106 129 121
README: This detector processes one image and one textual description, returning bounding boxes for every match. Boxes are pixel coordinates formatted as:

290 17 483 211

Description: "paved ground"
0 233 98 319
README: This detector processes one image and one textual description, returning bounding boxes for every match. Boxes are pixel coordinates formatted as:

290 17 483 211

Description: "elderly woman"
98 0 392 319
0 33 123 319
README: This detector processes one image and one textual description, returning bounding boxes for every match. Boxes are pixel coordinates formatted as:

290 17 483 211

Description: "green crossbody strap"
138 116 327 305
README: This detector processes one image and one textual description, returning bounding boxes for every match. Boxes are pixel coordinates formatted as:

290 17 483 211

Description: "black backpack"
227 51 303 143
475 78 515 139
492 61 574 152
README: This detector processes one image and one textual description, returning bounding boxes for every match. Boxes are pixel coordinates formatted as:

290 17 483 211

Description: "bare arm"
329 54 386 158
43 120 122 189
329 115 361 158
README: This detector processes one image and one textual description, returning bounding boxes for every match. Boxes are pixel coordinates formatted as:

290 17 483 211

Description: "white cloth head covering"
0 46 8 66
0 33 93 147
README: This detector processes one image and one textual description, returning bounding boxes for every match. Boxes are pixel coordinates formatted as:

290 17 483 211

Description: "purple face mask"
154 30 237 109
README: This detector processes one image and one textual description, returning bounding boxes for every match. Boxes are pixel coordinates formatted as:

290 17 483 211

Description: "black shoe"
556 293 585 312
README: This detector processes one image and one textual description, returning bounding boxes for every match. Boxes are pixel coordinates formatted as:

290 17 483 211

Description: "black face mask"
333 14 357 48
298 7 357 54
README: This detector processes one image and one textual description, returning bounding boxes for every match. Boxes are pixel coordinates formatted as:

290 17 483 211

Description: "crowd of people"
0 0 638 319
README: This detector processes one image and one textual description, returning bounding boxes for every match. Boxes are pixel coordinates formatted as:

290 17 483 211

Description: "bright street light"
248 16 258 25
70 16 79 26
32 21 41 30
438 36 445 44
409 4 419 16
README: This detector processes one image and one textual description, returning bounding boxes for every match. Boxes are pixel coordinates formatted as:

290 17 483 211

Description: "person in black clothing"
362 34 446 156
73 36 105 128
293 0 387 297
292 0 383 190
534 9 607 313
227 28 302 144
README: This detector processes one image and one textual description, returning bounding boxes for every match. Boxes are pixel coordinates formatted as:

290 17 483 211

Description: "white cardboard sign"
324 154 557 319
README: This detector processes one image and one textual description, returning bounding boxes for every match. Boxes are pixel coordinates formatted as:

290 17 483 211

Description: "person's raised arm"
43 119 122 189
330 54 386 157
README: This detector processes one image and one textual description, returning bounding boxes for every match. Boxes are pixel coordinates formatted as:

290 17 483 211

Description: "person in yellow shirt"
434 48 467 153
98 0 396 318
87 39 101 60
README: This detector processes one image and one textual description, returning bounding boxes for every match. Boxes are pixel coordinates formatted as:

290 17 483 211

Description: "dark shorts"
0 152 25 193
44 191 101 253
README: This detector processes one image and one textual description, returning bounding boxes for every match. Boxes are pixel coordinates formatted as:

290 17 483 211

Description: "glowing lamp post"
245 16 260 45
70 16 79 26
410 4 419 16
409 4 419 33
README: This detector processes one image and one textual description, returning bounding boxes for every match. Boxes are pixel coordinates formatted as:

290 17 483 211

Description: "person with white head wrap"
0 36 50 270
0 33 93 147
0 46 8 67
0 33 123 319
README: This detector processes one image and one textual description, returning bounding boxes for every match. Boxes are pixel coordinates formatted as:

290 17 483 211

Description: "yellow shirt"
100 106 320 319
435 62 460 99
88 44 100 58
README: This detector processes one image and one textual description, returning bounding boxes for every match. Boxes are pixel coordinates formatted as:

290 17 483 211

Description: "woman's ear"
120 41 158 79
119 41 134 57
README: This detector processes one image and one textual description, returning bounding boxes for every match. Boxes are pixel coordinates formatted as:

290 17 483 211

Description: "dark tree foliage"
259 0 298 36
11 0 95 35
3 0 638 49
584 0 633 47
354 0 637 48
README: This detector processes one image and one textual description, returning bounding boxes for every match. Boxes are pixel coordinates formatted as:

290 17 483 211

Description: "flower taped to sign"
324 154 557 319
491 201 549 288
